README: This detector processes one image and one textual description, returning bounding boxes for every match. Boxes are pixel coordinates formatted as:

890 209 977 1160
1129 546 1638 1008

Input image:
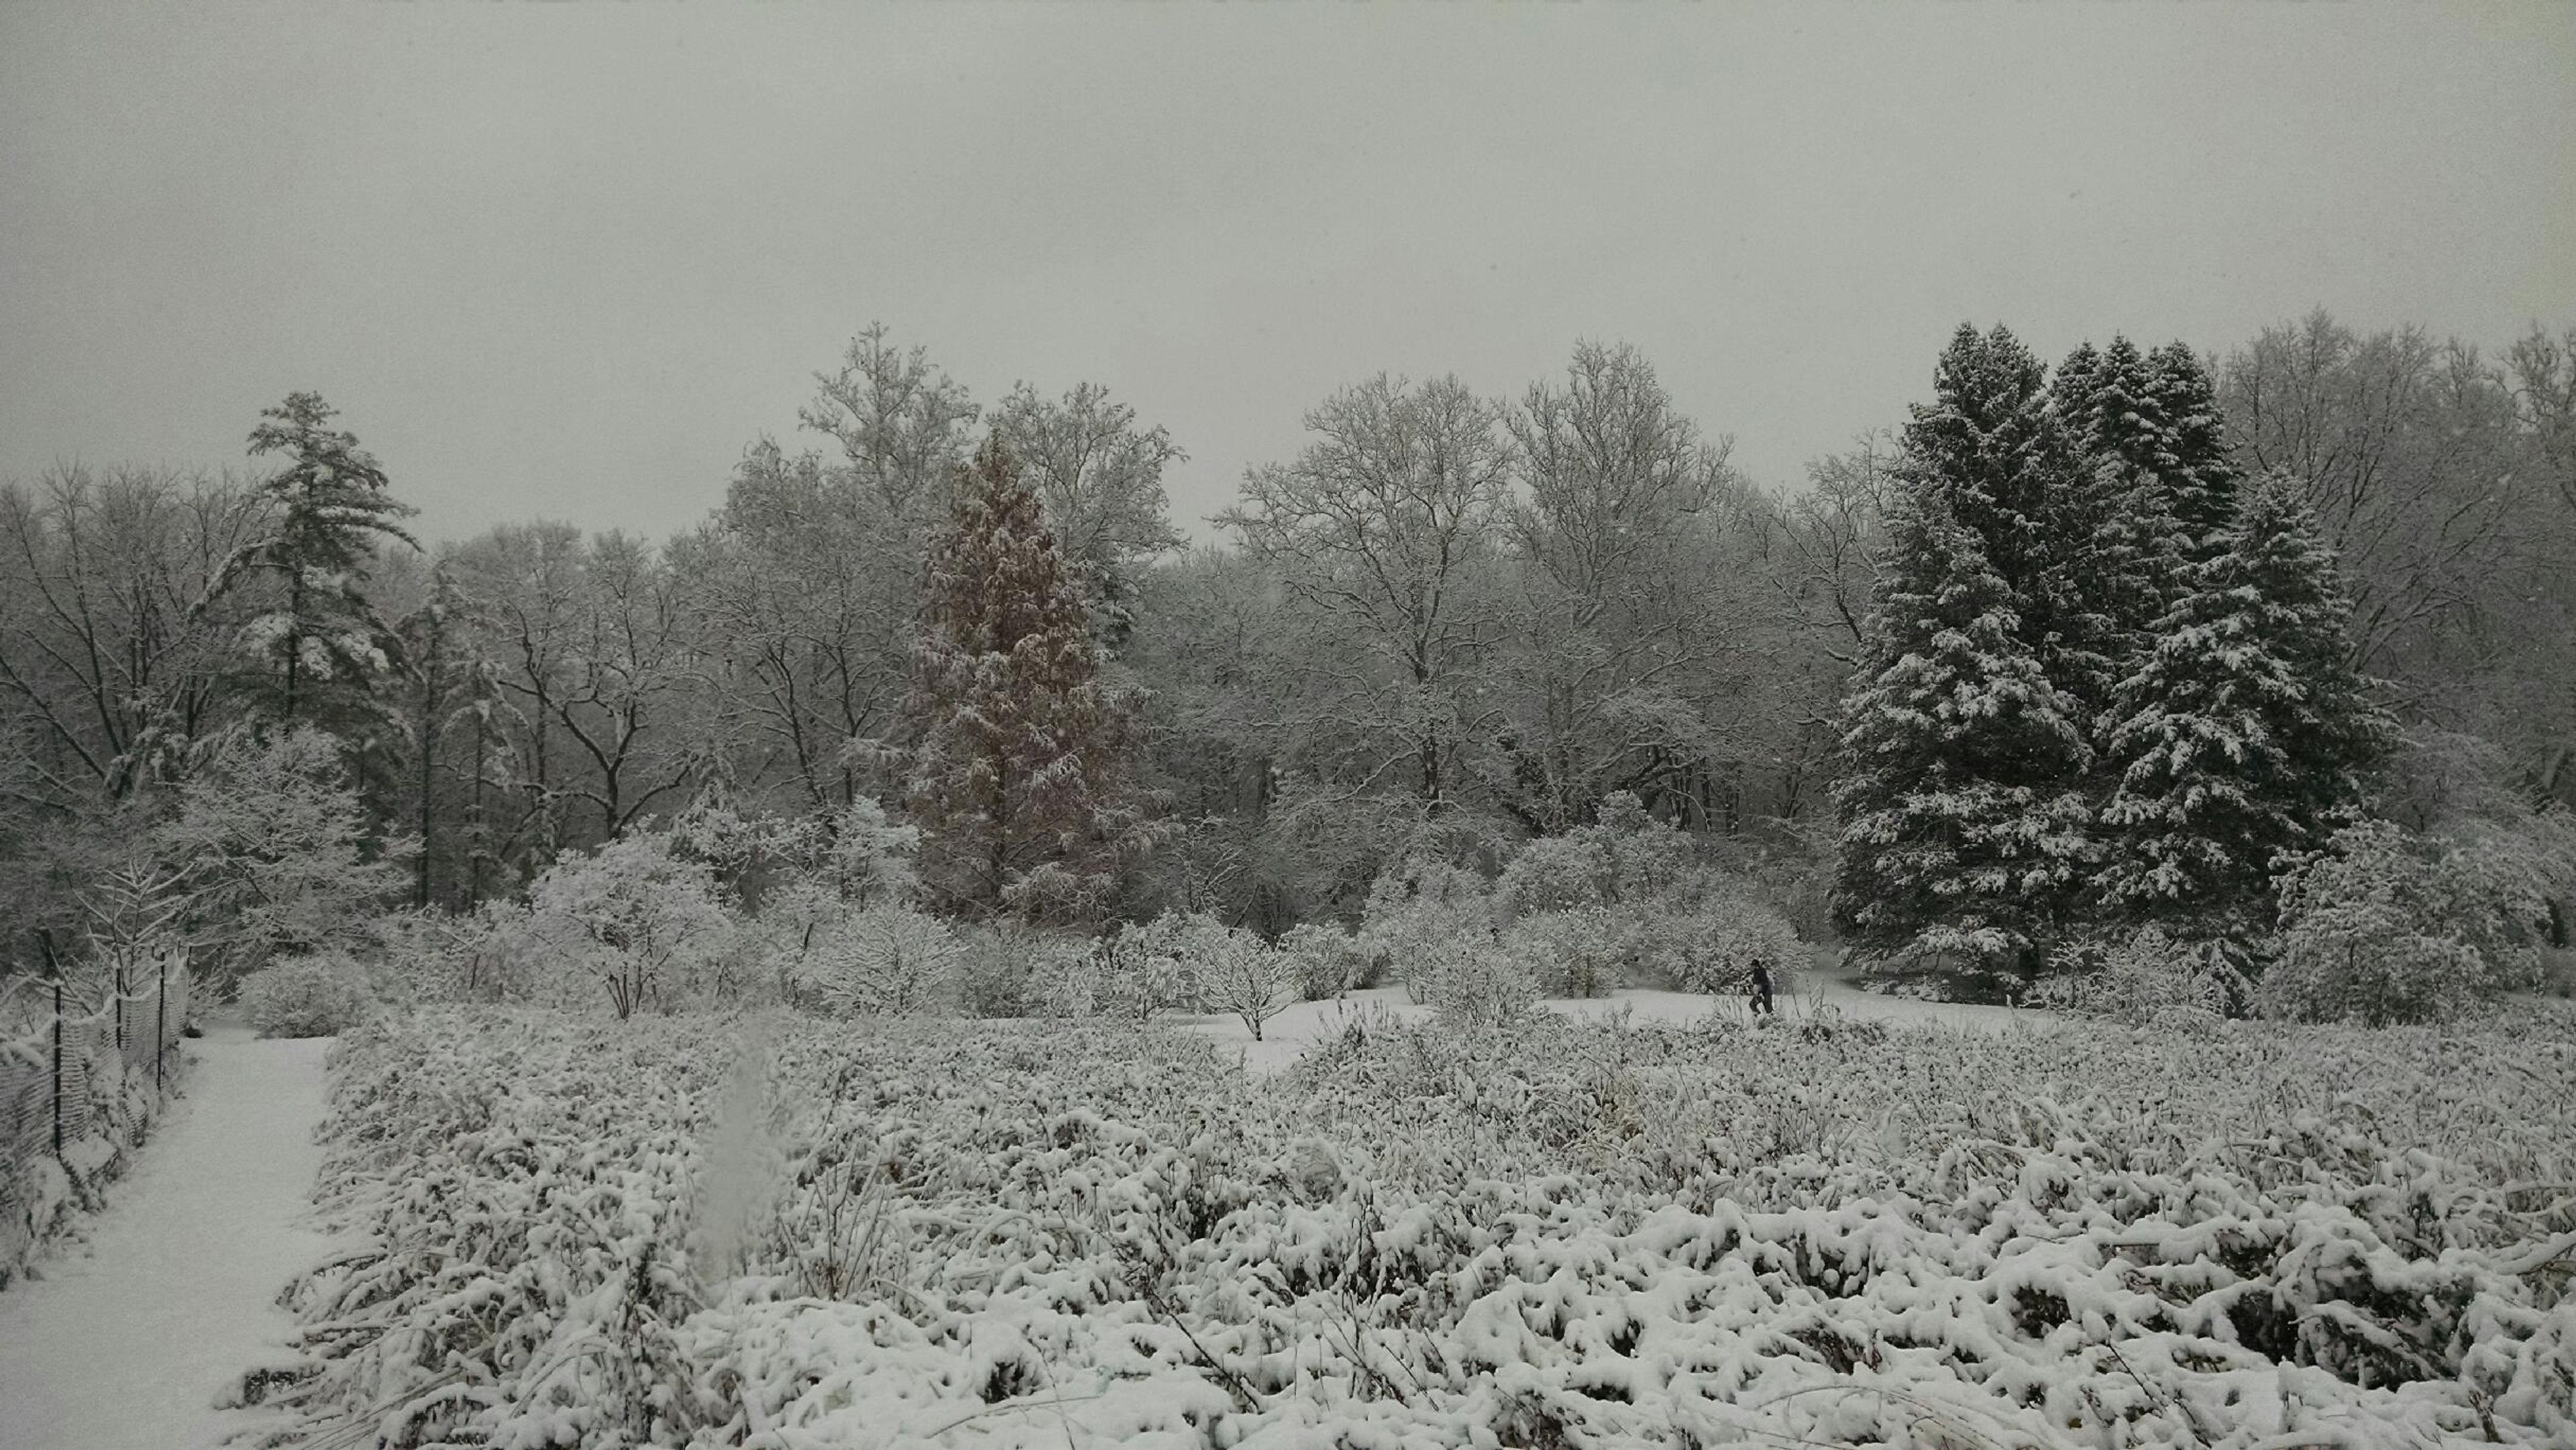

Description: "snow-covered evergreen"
1832 490 2094 971
904 439 1152 926
2095 472 2388 934
203 393 420 736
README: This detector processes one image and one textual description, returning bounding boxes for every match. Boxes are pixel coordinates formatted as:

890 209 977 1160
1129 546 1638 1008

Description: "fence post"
51 977 65 1160
156 954 168 1095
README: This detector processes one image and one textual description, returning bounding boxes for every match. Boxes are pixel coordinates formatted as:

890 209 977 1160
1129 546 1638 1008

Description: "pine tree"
2048 337 2182 710
904 439 1150 924
2095 472 2388 936
206 393 420 734
2144 341 2241 558
1832 490 2095 974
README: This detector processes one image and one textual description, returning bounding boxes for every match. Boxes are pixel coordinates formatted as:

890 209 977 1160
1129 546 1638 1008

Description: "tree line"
2 311 2569 991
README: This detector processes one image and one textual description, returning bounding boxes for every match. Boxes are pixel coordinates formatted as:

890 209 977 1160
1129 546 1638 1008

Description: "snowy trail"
0 1027 333 1450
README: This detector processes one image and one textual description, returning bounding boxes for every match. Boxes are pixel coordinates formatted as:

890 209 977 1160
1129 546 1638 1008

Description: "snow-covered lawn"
0 1025 333 1450
248 1003 2576 1448
1177 971 2049 1070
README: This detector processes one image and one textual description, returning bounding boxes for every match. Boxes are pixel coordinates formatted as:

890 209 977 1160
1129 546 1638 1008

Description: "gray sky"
3 3 2570 547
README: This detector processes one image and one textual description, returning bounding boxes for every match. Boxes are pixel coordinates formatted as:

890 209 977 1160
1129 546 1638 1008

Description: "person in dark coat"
1749 958 1775 1015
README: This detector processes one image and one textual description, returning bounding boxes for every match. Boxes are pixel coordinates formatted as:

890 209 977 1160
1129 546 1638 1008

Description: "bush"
526 832 737 1018
1658 903 1805 997
951 921 1089 1018
788 905 959 1016
239 951 372 1037
1494 834 1617 917
1499 907 1625 997
2032 928 2253 1025
2253 820 2534 1026
1192 922 1297 1040
1360 862 1495 1003
1278 922 1368 1001
1087 912 1217 1019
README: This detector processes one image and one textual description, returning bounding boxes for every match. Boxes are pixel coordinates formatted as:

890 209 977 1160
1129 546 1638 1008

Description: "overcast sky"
3 3 2569 547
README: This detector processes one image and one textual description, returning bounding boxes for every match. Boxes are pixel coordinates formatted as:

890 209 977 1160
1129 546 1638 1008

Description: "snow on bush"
2257 820 2540 1025
257 1001 2576 1448
237 950 372 1037
2031 928 2253 1026
949 919 1089 1018
786 905 961 1017
1277 921 1367 1001
1087 911 1214 1019
525 832 737 1019
1648 901 1805 997
1189 920 1297 1040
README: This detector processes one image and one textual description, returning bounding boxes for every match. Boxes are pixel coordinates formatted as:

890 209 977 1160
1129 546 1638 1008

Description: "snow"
0 1025 333 1450
1177 966 2054 1070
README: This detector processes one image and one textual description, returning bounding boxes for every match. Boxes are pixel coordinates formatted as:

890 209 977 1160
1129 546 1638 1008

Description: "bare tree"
1221 374 1512 808
1497 341 1754 830
987 380 1185 637
0 465 270 792
2220 311 2523 679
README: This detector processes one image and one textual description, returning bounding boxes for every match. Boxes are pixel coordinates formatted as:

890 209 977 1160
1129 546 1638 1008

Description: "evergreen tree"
2050 336 2195 716
2144 341 2241 557
1832 490 2094 975
904 439 1151 924
205 392 420 734
2095 472 2388 936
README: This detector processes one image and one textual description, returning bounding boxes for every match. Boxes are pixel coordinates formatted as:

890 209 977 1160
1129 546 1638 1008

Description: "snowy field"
1175 972 2040 1072
214 999 2576 1449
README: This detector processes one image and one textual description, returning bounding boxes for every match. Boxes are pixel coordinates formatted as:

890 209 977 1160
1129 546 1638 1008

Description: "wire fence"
0 946 193 1280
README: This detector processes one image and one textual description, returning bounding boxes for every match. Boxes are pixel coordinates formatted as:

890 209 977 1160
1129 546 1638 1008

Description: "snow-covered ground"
1178 968 2053 1070
0 1025 333 1450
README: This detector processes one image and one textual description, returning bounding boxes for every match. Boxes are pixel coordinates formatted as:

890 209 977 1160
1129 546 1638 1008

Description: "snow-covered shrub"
1360 860 1496 1003
2257 820 2530 1025
1088 912 1215 1019
238 950 372 1037
1494 833 1616 917
788 905 959 1017
1499 905 1625 997
1192 922 1297 1040
2033 928 2253 1025
1278 921 1368 1001
951 920 1088 1018
268 1005 2576 1450
1659 902 1805 997
1414 940 1536 1028
526 832 736 1018
152 725 407 982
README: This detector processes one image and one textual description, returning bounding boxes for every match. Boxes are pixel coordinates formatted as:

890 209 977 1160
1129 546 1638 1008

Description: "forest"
4 310 2572 1023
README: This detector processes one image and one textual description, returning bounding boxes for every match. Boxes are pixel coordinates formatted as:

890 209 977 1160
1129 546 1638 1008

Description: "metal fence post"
156 954 168 1095
50 977 64 1160
38 930 65 1160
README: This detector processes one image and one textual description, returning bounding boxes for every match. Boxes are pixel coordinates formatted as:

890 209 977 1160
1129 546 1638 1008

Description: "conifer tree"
1835 326 2102 973
205 392 420 734
2095 472 2387 936
2144 341 2241 557
1832 490 2094 974
2049 339 2182 700
904 439 1150 924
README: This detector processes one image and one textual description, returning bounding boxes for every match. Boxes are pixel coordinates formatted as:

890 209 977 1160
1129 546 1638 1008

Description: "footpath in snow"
0 1025 333 1450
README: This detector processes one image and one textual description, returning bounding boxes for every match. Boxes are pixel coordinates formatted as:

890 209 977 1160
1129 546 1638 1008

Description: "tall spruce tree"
1831 489 2094 975
1835 325 2101 972
205 392 420 735
904 439 1150 924
2049 337 2185 706
2144 341 2241 558
2094 471 2387 935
